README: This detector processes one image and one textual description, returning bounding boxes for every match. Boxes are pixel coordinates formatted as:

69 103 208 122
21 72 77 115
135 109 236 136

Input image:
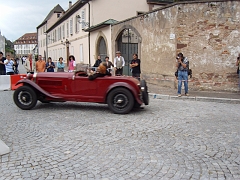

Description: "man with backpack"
176 52 189 97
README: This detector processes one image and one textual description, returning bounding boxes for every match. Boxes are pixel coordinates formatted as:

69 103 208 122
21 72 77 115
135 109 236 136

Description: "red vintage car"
13 71 149 114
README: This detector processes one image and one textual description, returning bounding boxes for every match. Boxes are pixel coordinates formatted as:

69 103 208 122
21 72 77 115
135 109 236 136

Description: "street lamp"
44 32 48 61
80 0 91 66
61 39 71 66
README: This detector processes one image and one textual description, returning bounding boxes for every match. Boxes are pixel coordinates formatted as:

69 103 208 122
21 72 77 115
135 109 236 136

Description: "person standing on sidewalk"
68 55 76 72
4 55 15 75
46 57 55 72
36 55 46 72
114 51 125 76
93 56 102 68
176 52 189 97
24 53 35 74
57 57 65 72
0 51 6 75
130 53 141 81
236 53 240 89
105 56 114 72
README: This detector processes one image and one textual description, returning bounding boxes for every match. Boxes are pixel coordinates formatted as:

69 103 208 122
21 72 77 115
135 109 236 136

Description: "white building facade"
14 33 37 57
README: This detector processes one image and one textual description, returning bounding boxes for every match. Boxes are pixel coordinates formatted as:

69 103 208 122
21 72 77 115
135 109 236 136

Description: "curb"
149 93 240 104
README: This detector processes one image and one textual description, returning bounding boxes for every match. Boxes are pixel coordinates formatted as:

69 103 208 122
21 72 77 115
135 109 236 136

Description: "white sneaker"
178 94 181 97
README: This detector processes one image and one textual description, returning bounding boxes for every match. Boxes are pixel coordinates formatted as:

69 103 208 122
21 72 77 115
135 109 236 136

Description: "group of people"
23 54 67 74
0 52 19 75
92 51 141 80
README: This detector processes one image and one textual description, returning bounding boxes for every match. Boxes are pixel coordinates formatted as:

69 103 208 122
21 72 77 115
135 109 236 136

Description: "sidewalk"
148 83 240 104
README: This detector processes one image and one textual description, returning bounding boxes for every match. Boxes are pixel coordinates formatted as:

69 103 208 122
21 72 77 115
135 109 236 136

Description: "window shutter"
81 10 85 29
70 18 73 35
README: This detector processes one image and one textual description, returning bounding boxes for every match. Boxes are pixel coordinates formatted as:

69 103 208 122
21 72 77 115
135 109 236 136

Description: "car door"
70 75 97 97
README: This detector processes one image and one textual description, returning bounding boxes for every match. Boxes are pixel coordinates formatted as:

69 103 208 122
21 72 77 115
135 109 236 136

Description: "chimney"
69 1 72 8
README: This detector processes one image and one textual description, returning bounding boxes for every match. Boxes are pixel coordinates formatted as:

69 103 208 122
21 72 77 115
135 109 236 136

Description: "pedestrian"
130 53 141 81
36 55 46 72
24 53 35 74
46 57 55 72
0 51 6 75
57 57 65 72
92 55 102 72
13 59 19 74
114 51 125 76
68 55 76 72
236 53 240 89
176 52 189 97
4 55 15 75
105 56 114 72
22 56 26 65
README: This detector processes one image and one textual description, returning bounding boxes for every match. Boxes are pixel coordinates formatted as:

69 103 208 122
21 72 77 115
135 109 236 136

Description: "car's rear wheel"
140 80 149 105
13 86 37 110
107 88 134 114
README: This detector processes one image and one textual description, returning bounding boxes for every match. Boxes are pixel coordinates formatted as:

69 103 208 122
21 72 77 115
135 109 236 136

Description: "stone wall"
111 0 240 92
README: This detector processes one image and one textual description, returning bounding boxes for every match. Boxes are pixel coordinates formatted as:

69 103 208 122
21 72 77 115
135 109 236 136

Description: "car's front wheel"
107 88 134 114
13 86 37 110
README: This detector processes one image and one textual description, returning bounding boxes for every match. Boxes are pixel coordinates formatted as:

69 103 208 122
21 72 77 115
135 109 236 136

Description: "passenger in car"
88 62 111 80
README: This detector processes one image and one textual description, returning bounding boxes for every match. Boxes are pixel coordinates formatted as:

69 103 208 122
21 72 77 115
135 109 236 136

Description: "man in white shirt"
114 51 125 76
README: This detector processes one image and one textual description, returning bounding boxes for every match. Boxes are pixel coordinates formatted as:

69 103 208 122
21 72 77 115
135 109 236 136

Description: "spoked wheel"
13 86 37 110
107 88 134 114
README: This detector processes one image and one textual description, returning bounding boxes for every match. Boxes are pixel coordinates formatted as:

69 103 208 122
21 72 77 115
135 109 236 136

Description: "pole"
46 34 48 60
88 2 91 66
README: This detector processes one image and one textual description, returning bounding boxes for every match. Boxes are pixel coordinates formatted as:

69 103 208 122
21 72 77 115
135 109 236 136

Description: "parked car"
13 71 149 114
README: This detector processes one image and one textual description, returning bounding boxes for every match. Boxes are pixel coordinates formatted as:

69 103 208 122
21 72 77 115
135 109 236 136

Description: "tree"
5 38 15 56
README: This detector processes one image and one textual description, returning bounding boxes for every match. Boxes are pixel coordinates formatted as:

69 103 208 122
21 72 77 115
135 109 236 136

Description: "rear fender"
106 82 142 104
15 79 62 99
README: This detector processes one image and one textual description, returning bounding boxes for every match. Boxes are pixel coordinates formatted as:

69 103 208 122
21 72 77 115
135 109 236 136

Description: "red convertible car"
13 71 149 114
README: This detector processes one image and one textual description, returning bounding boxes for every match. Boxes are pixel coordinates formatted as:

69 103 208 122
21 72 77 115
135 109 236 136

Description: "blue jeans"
178 70 188 94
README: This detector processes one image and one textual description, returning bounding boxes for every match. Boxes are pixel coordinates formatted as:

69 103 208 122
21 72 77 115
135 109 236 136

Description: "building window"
75 15 79 32
67 22 69 38
70 18 73 35
57 13 60 18
81 10 85 29
54 29 57 42
62 24 65 39
71 46 74 55
63 47 65 61
80 44 83 62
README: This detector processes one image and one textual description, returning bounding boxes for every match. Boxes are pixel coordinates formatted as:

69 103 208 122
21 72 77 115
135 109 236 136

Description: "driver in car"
88 62 111 80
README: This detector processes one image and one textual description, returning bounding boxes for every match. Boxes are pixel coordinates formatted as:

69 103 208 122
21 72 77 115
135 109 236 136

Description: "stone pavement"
0 90 240 180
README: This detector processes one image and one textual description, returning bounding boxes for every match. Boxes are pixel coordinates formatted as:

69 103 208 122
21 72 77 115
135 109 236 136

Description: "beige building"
37 4 65 60
38 0 168 65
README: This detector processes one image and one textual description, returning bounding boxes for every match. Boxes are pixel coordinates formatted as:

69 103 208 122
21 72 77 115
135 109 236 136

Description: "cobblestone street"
0 90 240 180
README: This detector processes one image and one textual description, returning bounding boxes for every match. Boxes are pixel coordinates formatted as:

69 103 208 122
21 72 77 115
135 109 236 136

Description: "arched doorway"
98 37 107 61
117 28 139 75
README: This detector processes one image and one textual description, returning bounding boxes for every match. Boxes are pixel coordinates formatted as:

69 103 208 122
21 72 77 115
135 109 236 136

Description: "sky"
0 0 77 42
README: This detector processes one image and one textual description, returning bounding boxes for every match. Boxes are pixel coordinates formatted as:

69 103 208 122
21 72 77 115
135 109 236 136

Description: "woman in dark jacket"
88 62 111 80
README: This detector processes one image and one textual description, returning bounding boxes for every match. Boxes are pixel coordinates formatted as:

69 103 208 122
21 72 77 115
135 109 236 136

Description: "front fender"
105 82 142 104
15 79 62 99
